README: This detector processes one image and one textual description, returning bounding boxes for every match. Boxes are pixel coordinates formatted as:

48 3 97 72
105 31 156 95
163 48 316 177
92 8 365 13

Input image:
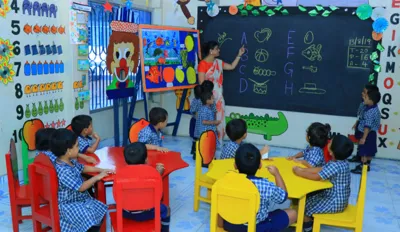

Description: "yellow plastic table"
206 157 333 232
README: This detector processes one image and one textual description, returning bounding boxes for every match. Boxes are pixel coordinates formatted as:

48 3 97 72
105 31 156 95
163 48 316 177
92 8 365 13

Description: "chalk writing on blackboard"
304 31 314 44
298 83 326 95
217 32 232 48
253 66 277 76
347 36 372 69
302 44 323 61
302 65 318 73
249 79 270 95
254 28 273 43
255 49 270 63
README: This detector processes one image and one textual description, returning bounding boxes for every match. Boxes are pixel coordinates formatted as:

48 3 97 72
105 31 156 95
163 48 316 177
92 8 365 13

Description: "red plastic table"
79 146 189 232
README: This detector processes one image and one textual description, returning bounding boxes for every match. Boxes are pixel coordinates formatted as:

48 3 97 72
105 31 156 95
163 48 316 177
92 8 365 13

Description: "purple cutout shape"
49 4 57 18
32 1 40 16
22 0 32 15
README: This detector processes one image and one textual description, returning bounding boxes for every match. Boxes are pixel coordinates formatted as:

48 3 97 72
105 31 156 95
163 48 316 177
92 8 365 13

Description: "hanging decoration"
372 17 389 33
125 0 133 9
103 1 113 12
356 4 372 20
371 7 386 21
206 0 219 17
229 5 238 15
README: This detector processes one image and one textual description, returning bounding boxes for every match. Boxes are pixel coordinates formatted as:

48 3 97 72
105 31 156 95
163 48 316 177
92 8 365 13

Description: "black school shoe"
303 221 313 232
348 155 361 163
351 164 370 174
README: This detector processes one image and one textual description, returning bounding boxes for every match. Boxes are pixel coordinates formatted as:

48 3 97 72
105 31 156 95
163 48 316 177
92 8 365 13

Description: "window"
88 2 151 111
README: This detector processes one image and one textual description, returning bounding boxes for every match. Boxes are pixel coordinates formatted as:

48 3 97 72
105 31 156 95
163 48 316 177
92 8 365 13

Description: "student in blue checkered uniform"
51 129 114 232
138 107 169 152
71 115 99 164
349 84 379 163
123 142 170 231
223 143 297 231
288 123 330 167
351 88 381 174
293 135 353 232
201 80 217 114
189 85 204 157
195 91 221 141
220 119 269 160
35 128 57 163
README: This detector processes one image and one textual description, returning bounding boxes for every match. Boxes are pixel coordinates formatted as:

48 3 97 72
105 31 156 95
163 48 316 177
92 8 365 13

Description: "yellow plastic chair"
193 130 217 212
312 165 368 232
210 172 260 232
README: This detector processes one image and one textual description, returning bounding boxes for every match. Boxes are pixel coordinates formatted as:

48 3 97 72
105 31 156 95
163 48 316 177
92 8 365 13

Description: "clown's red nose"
119 58 127 67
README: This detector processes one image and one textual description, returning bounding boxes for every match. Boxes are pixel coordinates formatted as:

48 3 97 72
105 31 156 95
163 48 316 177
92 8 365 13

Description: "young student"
351 88 381 174
201 80 217 114
123 142 170 232
293 135 353 232
288 123 330 168
71 115 100 164
349 84 379 163
138 107 169 152
195 91 221 140
51 129 113 232
189 84 203 157
223 143 297 231
35 128 57 163
220 119 269 160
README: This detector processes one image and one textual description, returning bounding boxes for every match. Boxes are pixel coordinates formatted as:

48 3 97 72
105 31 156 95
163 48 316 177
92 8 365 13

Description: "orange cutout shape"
229 5 238 15
372 31 383 41
163 67 175 83
23 119 45 151
199 130 217 166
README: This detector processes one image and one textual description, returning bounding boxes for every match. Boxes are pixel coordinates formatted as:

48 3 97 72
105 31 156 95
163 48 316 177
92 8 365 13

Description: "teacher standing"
198 41 245 145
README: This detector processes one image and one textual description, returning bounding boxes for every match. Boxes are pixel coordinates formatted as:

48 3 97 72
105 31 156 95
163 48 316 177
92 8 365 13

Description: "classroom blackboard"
198 7 377 117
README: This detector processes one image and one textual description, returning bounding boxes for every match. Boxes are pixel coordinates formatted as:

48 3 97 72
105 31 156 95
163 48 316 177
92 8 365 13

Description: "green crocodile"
225 111 288 141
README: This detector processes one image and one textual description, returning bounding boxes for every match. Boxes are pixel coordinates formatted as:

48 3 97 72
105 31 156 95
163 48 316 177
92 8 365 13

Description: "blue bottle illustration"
55 61 60 73
37 61 43 75
43 61 49 75
24 61 31 76
60 61 64 73
49 61 55 74
31 61 37 76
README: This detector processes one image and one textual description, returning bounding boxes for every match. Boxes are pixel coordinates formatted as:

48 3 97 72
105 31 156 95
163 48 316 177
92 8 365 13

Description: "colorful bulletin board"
139 25 201 92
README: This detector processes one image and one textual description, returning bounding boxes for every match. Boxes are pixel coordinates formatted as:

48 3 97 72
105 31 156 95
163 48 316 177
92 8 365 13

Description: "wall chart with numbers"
0 0 76 173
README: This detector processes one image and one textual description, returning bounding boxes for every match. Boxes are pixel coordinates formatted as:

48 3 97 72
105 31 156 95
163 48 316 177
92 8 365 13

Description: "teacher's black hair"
235 143 261 176
330 135 354 160
202 41 219 57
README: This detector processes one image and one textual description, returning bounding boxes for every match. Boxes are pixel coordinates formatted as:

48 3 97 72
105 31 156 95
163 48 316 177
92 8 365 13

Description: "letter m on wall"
393 0 400 8
386 62 395 73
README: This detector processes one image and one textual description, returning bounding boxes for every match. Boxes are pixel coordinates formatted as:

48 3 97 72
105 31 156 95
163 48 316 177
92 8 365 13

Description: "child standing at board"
293 135 353 232
351 88 381 174
35 128 57 163
195 91 221 141
288 123 330 168
138 107 169 152
189 85 203 158
348 84 379 163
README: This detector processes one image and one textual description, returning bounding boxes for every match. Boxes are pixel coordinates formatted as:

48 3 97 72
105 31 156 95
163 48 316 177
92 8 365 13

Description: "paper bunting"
374 65 381 72
308 9 318 17
298 5 306 12
237 4 244 10
322 10 331 17
281 9 289 15
259 6 268 12
252 10 260 16
240 10 248 16
329 6 339 11
356 4 372 20
103 1 112 12
274 5 283 11
377 43 385 52
368 73 375 82
207 2 219 17
266 9 275 16
373 18 389 33
246 4 254 11
125 0 132 8
370 51 379 61
229 5 238 15
371 7 386 21
316 5 324 11
373 60 380 64
372 31 383 41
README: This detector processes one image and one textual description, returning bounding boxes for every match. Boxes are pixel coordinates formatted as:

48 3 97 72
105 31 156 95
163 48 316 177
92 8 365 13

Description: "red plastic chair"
5 139 33 232
29 154 60 232
323 139 332 163
110 165 163 232
129 119 150 143
65 124 73 131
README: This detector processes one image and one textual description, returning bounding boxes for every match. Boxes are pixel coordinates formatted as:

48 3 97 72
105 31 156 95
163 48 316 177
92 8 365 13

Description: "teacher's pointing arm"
223 45 245 71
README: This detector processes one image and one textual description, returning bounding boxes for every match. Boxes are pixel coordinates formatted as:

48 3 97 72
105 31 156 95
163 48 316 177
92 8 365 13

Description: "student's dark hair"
307 122 331 148
201 80 214 93
202 41 219 57
226 119 247 141
366 89 381 105
330 135 354 160
35 128 56 151
124 142 147 165
149 107 168 125
71 115 92 135
235 143 261 176
50 129 78 157
365 83 379 92
200 91 213 105
194 85 203 99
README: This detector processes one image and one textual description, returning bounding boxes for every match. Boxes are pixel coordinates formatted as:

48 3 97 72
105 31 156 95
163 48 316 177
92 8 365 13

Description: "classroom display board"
198 6 377 117
139 25 201 92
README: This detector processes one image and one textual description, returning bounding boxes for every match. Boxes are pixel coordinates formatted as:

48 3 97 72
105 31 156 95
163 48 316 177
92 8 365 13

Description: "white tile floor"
1 135 400 231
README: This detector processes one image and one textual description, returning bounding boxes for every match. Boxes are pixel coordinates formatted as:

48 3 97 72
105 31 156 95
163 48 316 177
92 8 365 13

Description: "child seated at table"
138 107 169 152
123 142 170 232
292 135 353 232
195 91 221 142
51 128 113 232
223 143 297 231
35 128 57 163
288 123 330 167
71 115 99 164
220 119 269 160
189 84 203 158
